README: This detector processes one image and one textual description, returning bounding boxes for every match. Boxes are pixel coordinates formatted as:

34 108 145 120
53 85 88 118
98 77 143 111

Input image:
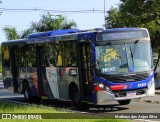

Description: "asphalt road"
0 88 160 121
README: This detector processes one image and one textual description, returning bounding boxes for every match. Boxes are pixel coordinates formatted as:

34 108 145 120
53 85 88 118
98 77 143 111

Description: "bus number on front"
138 83 146 87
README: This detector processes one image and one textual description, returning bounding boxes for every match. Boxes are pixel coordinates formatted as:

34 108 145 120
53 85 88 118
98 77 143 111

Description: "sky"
0 0 120 43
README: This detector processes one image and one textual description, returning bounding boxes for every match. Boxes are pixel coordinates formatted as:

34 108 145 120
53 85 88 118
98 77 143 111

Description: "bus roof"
1 28 96 46
102 28 147 33
1 28 147 46
27 29 79 39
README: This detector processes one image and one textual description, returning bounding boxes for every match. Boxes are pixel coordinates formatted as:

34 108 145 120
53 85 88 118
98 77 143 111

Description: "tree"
31 14 77 32
3 27 32 40
105 7 122 28
3 14 77 40
105 0 160 71
119 0 160 26
3 27 20 40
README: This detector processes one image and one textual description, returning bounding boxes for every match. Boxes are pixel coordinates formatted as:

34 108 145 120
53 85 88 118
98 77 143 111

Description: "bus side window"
47 56 56 67
2 46 10 67
45 43 58 67
57 50 63 67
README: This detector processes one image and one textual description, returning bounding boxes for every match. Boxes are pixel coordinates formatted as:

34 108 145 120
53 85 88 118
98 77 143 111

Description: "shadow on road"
42 99 129 113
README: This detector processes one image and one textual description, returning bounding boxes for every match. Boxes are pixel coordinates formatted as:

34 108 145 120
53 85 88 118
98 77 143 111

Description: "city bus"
2 28 155 108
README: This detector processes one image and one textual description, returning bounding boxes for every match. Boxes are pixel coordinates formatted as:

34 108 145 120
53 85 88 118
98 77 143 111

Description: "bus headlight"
148 78 154 89
98 83 104 88
98 83 111 92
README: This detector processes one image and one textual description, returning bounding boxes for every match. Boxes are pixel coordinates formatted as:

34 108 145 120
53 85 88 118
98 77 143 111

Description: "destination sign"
97 30 148 41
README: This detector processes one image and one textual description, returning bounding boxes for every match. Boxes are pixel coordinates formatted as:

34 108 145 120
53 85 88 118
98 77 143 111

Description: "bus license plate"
126 91 136 97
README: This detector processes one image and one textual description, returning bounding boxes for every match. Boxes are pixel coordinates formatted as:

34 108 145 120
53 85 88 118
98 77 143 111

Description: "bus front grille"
98 72 150 82
113 88 147 97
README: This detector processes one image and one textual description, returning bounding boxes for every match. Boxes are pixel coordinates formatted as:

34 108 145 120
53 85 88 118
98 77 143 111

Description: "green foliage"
0 101 55 113
20 29 33 39
105 7 125 28
31 14 77 32
3 27 32 40
119 0 160 26
3 27 20 40
3 14 77 41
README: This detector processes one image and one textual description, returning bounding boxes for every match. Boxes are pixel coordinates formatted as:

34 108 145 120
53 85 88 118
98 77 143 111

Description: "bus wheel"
70 87 81 109
118 100 131 105
24 82 32 102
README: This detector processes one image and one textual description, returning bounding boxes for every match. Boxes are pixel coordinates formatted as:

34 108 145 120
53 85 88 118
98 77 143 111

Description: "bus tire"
23 82 32 102
118 99 131 105
70 87 81 109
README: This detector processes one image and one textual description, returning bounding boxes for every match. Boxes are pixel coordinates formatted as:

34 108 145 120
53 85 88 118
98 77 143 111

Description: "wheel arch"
68 82 79 100
22 79 29 93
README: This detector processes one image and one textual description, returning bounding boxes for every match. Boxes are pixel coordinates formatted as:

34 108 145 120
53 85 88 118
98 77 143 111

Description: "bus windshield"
96 41 151 74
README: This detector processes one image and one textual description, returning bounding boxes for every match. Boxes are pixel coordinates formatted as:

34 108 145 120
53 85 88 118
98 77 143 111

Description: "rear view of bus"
95 28 155 105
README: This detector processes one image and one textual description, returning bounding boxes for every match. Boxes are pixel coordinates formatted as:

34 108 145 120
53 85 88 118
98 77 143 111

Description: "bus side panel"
45 67 58 99
2 67 13 90
2 46 14 91
18 67 39 97
58 67 79 100
45 67 80 100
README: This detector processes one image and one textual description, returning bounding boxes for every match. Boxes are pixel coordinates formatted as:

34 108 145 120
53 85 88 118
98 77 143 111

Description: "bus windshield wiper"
129 40 139 67
130 46 134 67
132 40 139 56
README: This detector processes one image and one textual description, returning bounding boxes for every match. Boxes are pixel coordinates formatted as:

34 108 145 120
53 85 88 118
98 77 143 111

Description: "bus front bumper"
96 84 155 105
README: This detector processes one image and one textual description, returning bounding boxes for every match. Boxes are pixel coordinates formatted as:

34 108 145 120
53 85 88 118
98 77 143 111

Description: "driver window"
45 43 57 67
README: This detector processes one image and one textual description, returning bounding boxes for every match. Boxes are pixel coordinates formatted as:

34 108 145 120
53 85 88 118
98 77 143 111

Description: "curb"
155 92 160 95
134 98 160 104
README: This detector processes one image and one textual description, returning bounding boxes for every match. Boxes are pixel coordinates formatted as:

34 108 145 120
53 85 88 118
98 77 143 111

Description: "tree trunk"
154 50 160 78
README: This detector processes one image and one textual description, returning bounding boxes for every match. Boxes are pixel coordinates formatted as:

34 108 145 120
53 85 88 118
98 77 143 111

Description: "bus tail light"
94 86 103 91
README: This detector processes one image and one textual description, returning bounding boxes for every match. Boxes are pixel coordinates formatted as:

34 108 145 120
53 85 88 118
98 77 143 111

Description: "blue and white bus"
2 28 155 107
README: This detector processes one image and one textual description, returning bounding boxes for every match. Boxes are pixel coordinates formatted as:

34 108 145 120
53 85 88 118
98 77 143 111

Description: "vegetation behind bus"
3 14 77 41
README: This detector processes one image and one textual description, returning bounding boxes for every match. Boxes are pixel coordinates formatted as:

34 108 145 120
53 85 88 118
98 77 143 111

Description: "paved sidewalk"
134 89 160 104
0 80 4 89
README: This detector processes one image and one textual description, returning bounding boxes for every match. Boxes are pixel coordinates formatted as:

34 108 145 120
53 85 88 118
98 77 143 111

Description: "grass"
0 101 128 122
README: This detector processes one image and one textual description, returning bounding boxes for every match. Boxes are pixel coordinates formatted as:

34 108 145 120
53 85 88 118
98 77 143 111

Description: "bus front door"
36 46 58 99
10 47 18 92
78 43 93 99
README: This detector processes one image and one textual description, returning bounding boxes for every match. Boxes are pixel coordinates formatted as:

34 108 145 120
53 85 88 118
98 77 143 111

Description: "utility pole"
0 0 2 15
103 0 106 28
